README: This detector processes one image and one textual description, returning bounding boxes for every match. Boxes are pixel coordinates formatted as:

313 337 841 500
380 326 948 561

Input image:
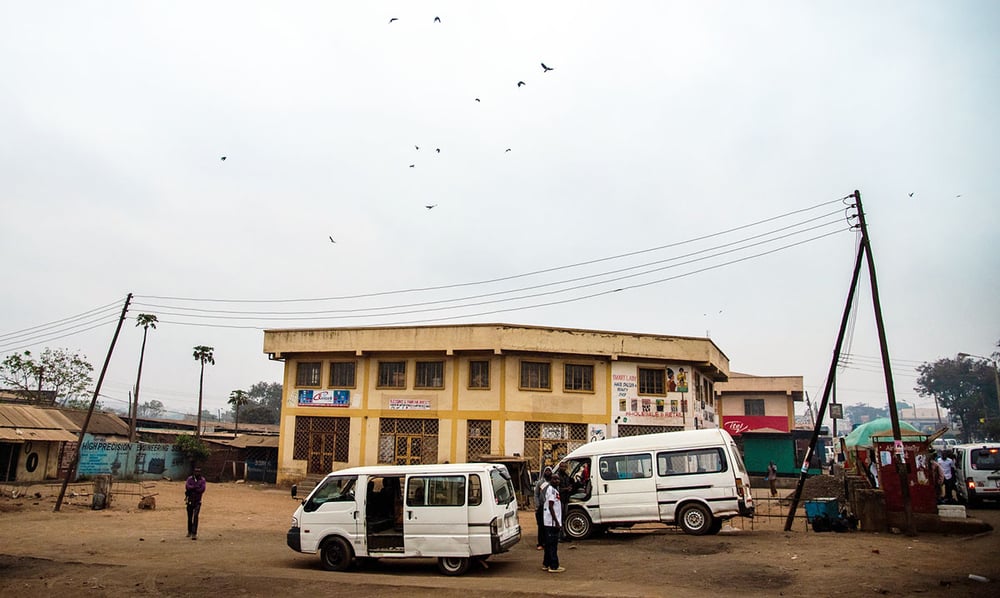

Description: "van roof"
565 428 734 459
322 462 505 478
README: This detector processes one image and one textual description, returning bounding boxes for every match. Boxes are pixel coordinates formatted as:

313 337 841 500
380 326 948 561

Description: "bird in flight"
908 192 914 197
425 204 437 210
389 17 398 23
415 145 419 150
409 164 415 168
435 148 440 153
328 236 336 243
220 156 227 161
434 16 441 23
475 98 480 102
541 62 554 72
505 148 511 152
517 81 526 87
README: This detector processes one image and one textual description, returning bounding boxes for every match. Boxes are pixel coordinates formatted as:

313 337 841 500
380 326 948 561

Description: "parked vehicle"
556 428 754 538
953 443 1000 506
287 463 520 575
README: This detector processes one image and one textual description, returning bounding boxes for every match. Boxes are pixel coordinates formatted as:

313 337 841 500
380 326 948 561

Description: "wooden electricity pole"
784 190 914 535
55 293 132 512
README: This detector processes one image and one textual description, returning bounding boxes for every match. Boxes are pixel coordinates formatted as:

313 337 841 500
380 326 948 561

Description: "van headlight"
291 515 299 528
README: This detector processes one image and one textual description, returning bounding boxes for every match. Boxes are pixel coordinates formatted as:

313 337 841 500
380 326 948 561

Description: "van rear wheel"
564 509 593 540
677 503 713 536
320 536 354 571
438 556 471 576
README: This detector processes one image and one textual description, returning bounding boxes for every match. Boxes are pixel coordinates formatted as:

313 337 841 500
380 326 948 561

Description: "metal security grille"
293 416 350 475
378 418 439 465
523 421 587 472
467 420 492 461
618 424 683 437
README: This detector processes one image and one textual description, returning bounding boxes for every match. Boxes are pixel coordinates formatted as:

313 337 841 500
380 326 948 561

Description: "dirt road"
1 481 998 597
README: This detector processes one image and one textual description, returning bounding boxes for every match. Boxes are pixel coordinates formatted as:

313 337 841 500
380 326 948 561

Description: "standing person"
938 451 957 503
766 461 779 497
542 473 565 573
534 467 552 550
930 451 945 504
556 462 573 541
185 467 206 540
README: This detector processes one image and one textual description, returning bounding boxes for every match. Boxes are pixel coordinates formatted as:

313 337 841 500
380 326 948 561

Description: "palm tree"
228 389 250 437
192 345 215 438
131 314 158 443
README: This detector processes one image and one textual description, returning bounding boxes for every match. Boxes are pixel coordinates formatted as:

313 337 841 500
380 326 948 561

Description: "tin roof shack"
57 409 129 442
224 434 279 483
844 418 936 514
0 404 77 483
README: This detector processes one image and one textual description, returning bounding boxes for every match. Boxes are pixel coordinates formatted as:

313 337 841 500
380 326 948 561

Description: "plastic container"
804 497 839 522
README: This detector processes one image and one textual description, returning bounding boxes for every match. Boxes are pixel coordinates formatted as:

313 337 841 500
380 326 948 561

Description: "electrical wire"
0 300 123 341
138 197 849 304
0 316 122 354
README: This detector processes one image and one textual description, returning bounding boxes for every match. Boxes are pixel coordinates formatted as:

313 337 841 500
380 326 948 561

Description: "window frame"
296 361 322 387
598 453 653 480
414 360 445 390
377 361 407 389
563 363 595 393
328 361 357 389
468 360 491 390
656 447 728 477
406 475 467 507
519 360 551 391
637 367 666 396
744 398 765 416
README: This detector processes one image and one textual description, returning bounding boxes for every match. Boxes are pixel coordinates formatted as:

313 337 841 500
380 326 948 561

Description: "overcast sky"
2 2 998 424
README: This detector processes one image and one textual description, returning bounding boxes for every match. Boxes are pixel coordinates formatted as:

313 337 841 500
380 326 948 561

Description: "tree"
0 348 94 405
192 346 215 438
228 389 250 435
916 353 999 442
246 381 282 424
132 314 158 442
63 397 104 411
174 434 211 473
139 399 165 417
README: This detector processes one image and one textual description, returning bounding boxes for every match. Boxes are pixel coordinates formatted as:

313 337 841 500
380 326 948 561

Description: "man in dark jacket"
185 467 206 540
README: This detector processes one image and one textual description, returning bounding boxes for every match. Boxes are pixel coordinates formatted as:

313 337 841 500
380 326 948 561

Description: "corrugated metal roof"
57 408 130 436
224 435 280 449
0 404 80 443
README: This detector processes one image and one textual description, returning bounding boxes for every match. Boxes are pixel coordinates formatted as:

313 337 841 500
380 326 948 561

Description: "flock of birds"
217 14 559 244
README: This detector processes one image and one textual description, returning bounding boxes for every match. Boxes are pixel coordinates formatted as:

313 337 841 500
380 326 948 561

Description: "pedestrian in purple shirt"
185 467 206 540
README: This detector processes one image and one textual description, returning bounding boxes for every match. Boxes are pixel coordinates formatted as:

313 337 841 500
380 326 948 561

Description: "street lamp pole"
958 352 1000 419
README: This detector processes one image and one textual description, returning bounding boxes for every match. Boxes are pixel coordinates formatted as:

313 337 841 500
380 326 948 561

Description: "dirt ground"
1 479 998 598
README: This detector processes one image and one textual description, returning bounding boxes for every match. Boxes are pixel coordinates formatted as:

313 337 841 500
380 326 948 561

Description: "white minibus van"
953 443 1000 506
556 429 754 538
287 463 520 575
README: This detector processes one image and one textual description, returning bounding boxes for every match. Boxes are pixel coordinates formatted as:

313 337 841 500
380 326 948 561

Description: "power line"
138 197 848 304
0 316 122 354
0 300 123 342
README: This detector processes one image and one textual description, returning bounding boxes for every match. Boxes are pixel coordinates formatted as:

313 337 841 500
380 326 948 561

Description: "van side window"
468 473 483 506
304 475 357 512
599 454 652 480
407 476 466 507
657 448 727 476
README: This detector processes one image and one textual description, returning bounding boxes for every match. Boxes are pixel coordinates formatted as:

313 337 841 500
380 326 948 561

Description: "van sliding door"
596 453 658 522
403 474 470 557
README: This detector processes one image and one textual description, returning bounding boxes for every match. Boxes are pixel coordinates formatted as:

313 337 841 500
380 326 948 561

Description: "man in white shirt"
542 473 565 573
937 452 957 503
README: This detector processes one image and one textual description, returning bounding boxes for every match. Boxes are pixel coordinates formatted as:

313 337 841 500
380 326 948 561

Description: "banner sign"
298 389 351 407
388 398 431 410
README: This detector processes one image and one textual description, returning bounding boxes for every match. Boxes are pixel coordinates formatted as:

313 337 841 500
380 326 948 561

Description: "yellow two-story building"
263 323 729 484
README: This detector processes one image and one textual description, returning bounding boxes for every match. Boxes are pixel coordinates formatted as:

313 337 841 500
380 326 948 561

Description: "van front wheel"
438 556 471 576
677 503 713 536
320 536 354 571
564 509 593 540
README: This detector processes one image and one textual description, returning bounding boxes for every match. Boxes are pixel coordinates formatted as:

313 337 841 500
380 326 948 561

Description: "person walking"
542 473 565 573
185 467 207 540
766 461 779 497
937 451 957 504
534 467 553 550
556 462 573 541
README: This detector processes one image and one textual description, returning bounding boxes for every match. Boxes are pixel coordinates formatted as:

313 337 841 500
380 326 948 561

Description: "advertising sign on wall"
388 398 431 410
612 362 685 422
297 389 351 407
721 415 790 436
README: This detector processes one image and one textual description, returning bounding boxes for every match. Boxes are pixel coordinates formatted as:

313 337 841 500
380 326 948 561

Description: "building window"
523 421 588 472
296 362 322 387
377 361 407 389
467 419 491 460
468 360 490 389
292 416 350 475
638 368 665 395
520 361 551 390
415 361 445 389
744 398 765 416
329 361 356 388
378 418 439 465
564 364 594 392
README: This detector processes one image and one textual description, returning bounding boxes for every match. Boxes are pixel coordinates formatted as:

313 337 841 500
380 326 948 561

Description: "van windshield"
972 449 1000 471
490 468 515 506
304 476 356 512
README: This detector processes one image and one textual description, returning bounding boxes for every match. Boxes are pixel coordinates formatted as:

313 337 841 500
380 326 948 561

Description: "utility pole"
55 293 132 512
